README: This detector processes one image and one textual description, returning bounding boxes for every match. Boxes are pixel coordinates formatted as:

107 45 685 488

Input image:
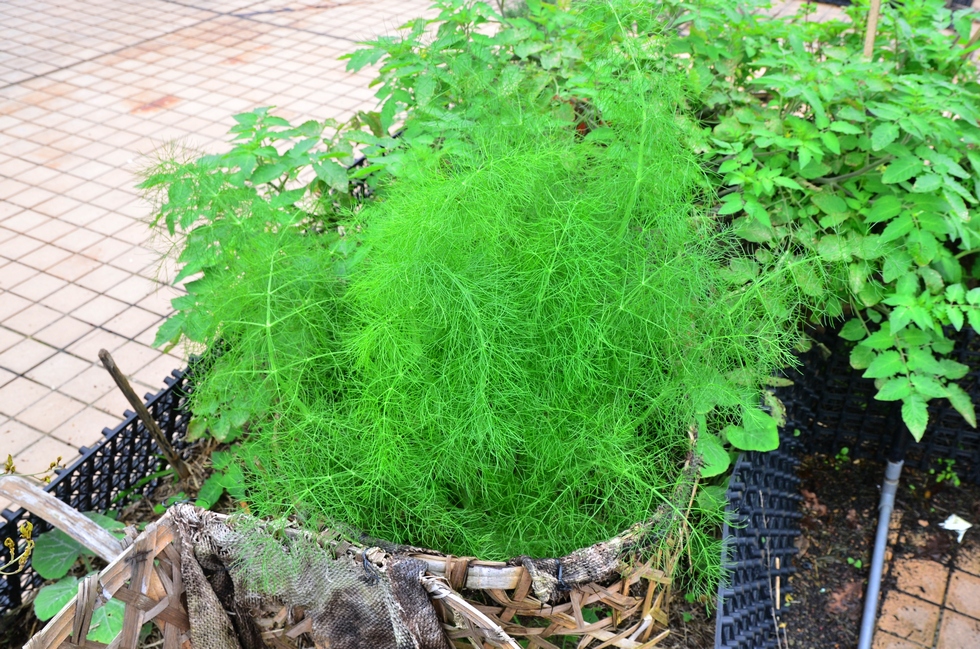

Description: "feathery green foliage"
144 0 819 597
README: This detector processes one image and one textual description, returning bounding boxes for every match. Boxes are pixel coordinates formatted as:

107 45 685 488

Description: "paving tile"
1 303 63 336
39 283 100 314
92 386 132 418
65 327 130 363
102 306 161 338
0 368 15 389
46 253 102 281
0 234 44 260
135 285 181 316
71 294 130 326
0 338 57 374
0 211 52 234
105 275 160 304
25 218 78 242
0 419 45 460
79 236 132 263
937 609 980 649
24 353 91 390
57 364 117 404
8 272 69 301
0 261 39 290
17 244 73 271
131 352 182 388
52 227 106 253
50 406 120 446
74 264 131 292
0 327 26 354
0 378 50 417
11 435 78 476
0 292 32 321
33 316 93 350
946 570 980 620
878 591 941 647
16 391 87 433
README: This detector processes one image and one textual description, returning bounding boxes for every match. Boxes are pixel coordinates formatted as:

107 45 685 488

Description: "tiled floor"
0 0 435 510
874 541 980 648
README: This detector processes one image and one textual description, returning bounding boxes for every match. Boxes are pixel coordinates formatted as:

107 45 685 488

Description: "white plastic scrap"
939 514 972 543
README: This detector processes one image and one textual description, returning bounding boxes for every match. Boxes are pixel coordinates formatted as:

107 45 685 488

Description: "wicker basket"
4 476 674 649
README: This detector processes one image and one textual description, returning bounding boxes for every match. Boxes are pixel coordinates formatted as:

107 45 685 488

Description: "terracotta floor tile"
11 435 78 475
0 261 39 290
0 419 45 460
1 303 63 336
9 272 69 301
956 541 980 577
0 378 50 417
49 406 120 446
33 316 93 350
46 253 102 281
937 609 980 649
17 391 86 433
946 570 980 620
877 591 942 646
871 631 927 649
39 283 100 314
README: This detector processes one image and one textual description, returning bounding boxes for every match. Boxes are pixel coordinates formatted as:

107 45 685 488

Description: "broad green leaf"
812 193 848 215
943 188 968 220
863 350 904 379
839 318 867 341
871 123 899 151
968 307 980 333
861 324 894 350
250 163 286 184
696 433 730 478
829 121 863 134
86 599 126 644
946 383 977 428
882 157 924 184
820 131 841 154
902 395 929 441
32 530 84 579
910 374 948 399
865 195 902 223
313 161 349 193
880 213 913 243
34 577 78 621
727 407 779 452
946 305 965 331
876 377 911 401
911 174 942 193
817 235 849 261
850 345 875 370
195 473 226 509
717 193 744 215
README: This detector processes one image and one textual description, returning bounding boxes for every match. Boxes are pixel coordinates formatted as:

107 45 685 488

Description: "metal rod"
98 349 191 481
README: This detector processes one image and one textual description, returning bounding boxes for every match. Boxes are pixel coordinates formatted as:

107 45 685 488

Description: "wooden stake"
863 0 882 59
99 349 192 481
775 557 781 610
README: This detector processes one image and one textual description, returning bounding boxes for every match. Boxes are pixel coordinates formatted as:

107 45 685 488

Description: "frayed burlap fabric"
170 505 452 649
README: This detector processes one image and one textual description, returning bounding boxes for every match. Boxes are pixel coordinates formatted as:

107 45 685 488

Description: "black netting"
0 365 194 614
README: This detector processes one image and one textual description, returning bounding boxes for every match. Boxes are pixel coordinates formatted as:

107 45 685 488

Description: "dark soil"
781 453 980 649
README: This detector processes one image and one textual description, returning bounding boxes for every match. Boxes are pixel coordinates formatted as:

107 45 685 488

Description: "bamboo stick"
863 0 882 59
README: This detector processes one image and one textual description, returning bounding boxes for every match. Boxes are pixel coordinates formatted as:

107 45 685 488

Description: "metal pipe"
856 458 904 649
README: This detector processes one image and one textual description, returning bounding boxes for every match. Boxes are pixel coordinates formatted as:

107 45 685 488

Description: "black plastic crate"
0 367 193 614
779 327 980 485
715 433 802 649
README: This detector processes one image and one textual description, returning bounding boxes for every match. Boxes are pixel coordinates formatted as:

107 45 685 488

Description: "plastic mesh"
0 366 194 614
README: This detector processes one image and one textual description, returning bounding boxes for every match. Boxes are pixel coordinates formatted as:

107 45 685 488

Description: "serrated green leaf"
727 407 779 452
850 344 876 370
34 577 78 621
195 473 226 510
882 157 924 184
946 383 977 427
947 305 965 331
880 213 914 243
250 162 286 184
943 188 969 219
861 325 895 350
876 377 911 401
829 121 863 134
866 195 903 223
911 373 948 399
902 395 929 441
820 131 841 154
839 319 867 341
812 192 848 215
313 161 349 193
696 433 730 478
911 174 942 193
863 350 904 379
817 234 849 261
717 193 744 215
968 307 980 333
871 123 899 151
938 359 970 380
